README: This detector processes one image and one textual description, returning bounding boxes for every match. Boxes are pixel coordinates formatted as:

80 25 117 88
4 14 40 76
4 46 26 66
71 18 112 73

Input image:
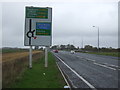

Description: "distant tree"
66 44 76 50
93 47 97 51
82 45 118 52
109 47 113 50
60 45 66 50
70 45 76 50
67 44 71 50
84 45 93 51
51 45 57 49
39 47 44 50
34 46 39 50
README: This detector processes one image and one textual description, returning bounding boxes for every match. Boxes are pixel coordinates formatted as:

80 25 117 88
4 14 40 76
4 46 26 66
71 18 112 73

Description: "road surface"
53 51 119 89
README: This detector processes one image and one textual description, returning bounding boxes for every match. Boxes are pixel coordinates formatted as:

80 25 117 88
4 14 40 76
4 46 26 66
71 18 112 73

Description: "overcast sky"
1 0 119 48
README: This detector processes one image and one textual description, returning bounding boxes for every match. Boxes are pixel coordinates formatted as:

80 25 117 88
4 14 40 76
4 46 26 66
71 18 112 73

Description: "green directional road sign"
26 7 48 19
25 7 52 46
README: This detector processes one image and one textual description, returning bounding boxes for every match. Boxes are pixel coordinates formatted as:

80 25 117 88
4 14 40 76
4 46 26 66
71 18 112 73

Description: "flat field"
2 50 41 62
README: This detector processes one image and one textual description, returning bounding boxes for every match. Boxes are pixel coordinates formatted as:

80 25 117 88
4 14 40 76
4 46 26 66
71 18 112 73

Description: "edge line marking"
54 54 97 90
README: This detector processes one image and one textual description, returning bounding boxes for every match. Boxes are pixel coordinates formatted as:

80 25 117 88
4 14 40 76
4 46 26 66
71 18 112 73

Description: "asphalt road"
53 51 119 88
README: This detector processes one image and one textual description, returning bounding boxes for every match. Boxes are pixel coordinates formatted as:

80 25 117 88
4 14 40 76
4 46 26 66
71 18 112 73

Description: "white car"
70 50 75 54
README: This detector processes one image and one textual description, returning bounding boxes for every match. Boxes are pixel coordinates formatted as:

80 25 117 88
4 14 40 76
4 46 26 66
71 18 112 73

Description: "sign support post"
29 46 32 68
45 47 48 67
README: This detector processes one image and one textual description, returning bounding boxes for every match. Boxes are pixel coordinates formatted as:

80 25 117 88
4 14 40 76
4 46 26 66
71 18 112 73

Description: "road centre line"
93 63 116 70
104 63 118 68
77 56 95 62
76 56 118 70
86 58 95 62
54 54 97 90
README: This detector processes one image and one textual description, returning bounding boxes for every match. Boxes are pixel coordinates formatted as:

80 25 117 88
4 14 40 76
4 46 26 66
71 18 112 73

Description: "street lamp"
93 26 99 52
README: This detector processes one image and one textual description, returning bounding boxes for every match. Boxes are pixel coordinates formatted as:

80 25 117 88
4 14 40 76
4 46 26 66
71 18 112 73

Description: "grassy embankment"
10 52 66 88
2 49 44 88
87 52 119 57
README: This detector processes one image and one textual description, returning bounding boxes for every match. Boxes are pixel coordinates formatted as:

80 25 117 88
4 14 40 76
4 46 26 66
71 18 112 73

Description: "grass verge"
87 52 119 57
10 52 66 88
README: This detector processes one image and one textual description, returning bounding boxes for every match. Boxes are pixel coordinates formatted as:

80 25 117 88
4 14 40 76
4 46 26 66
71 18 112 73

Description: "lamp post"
93 26 99 52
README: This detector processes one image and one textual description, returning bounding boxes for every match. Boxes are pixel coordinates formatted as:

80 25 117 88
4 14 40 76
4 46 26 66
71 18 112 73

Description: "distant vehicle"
70 50 75 54
54 50 58 53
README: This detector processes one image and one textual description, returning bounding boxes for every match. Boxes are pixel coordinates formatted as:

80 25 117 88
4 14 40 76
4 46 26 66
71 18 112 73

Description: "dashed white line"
54 54 97 90
77 56 96 62
86 58 95 62
93 63 116 70
104 63 118 68
77 56 118 70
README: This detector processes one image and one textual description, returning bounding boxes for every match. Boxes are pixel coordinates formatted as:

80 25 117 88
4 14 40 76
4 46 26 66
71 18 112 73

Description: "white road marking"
93 63 116 70
77 56 118 70
104 63 118 68
56 62 73 89
77 56 95 62
54 54 97 90
86 58 95 62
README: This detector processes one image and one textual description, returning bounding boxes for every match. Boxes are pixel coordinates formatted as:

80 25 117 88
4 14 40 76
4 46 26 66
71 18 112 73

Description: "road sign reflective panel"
24 7 52 46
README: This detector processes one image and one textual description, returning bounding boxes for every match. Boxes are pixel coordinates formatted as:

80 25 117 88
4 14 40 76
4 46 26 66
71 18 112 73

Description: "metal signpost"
24 6 52 68
45 47 48 67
